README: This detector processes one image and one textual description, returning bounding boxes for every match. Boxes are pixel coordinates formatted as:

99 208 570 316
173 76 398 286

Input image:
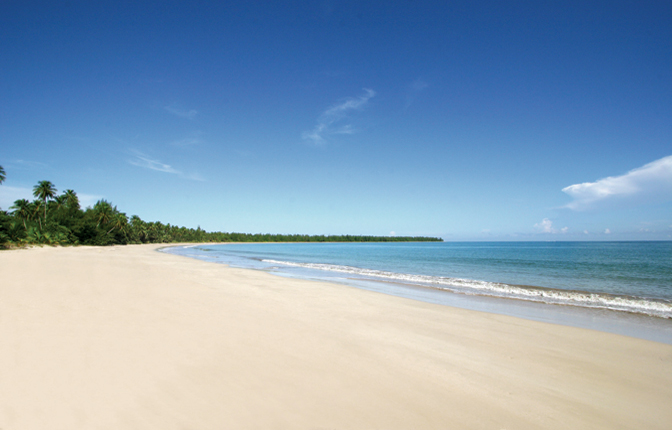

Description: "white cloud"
604 228 611 234
303 88 375 144
562 155 672 210
534 218 554 233
533 218 568 234
164 103 198 119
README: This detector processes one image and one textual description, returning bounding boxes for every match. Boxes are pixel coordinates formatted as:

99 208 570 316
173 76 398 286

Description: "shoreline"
2 244 671 429
164 243 672 344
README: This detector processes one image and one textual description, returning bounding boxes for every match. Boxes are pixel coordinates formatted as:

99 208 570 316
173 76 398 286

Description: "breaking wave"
262 259 672 318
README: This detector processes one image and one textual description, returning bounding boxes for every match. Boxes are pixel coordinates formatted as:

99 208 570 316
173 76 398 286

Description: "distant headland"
0 174 442 247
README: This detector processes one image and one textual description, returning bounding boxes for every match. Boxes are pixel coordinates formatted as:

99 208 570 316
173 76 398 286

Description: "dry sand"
1 244 671 429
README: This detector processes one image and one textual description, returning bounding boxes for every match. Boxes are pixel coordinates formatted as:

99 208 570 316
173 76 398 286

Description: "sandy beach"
1 244 671 429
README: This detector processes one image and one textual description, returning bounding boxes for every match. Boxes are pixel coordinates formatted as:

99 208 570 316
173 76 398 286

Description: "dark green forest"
0 169 442 247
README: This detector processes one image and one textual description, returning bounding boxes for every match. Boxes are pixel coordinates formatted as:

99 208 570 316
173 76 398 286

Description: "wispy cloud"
128 151 205 181
7 159 49 170
562 155 672 210
303 88 375 145
405 78 429 109
129 153 181 174
170 137 201 147
165 131 204 148
164 103 198 119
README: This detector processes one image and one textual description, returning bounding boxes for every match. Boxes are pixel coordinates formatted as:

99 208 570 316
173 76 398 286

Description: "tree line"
0 169 442 247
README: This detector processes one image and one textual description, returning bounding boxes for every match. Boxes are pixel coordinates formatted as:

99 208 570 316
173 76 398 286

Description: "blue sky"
1 1 671 240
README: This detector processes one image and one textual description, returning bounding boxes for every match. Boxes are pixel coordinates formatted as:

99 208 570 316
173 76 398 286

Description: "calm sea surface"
163 242 672 342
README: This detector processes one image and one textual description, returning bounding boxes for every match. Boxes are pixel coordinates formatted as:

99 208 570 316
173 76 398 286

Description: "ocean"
163 241 672 343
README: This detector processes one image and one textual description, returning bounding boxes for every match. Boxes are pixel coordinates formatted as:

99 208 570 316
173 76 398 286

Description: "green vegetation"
0 171 442 247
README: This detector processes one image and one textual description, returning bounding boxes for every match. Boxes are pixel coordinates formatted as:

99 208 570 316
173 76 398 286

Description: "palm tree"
10 199 31 229
106 213 128 236
52 195 66 211
0 165 5 184
32 180 57 223
93 200 115 227
129 215 147 243
29 201 42 230
63 189 80 211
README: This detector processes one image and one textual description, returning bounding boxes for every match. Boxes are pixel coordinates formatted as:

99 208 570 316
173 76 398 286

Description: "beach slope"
1 244 671 429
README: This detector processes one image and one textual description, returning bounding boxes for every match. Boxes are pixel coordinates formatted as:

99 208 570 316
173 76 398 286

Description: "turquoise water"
165 242 672 319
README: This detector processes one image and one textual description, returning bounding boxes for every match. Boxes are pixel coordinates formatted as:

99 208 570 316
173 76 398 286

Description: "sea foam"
262 259 672 318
